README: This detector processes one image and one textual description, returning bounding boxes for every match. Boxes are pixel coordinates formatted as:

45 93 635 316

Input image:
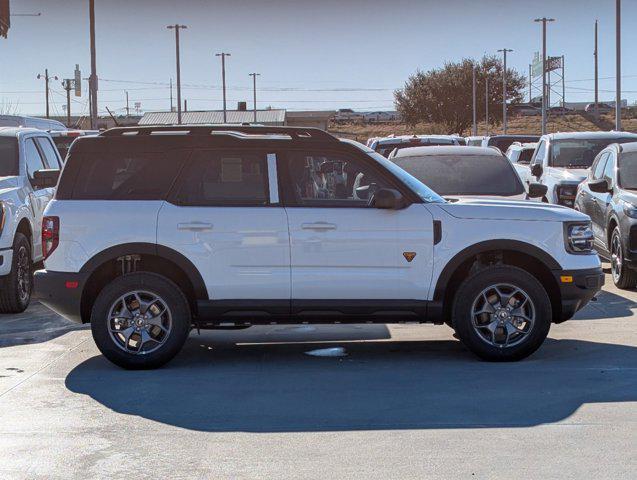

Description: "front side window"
602 155 616 185
284 151 390 207
24 138 46 183
591 153 609 180
531 141 546 165
517 149 534 165
174 150 268 206
71 151 185 200
0 137 19 177
392 154 524 196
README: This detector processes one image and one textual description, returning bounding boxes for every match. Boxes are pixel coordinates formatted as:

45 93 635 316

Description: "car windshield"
376 139 455 158
346 140 445 203
392 154 524 196
550 137 637 168
617 152 637 190
0 137 19 176
52 137 75 160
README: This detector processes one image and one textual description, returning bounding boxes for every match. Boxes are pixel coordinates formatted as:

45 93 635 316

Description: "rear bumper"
33 269 89 323
553 267 604 323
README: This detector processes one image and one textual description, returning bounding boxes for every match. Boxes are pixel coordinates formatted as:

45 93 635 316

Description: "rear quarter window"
59 151 186 200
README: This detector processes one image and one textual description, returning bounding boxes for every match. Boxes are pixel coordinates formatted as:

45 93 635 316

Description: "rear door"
580 152 608 243
157 148 290 306
280 148 434 313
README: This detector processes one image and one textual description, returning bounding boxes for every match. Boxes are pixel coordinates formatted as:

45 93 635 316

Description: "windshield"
618 152 637 190
550 137 637 168
0 138 19 176
345 140 445 203
376 139 455 158
392 154 524 196
52 137 75 160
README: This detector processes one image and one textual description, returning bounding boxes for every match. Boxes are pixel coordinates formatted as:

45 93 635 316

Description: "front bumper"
553 267 604 323
33 269 90 323
0 248 12 276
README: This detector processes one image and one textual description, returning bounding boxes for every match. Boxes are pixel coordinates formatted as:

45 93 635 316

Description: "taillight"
42 216 59 260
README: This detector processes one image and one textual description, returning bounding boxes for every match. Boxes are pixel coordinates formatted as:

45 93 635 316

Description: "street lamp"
534 17 555 135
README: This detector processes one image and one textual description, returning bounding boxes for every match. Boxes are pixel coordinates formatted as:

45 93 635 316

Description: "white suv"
0 127 62 312
34 126 603 369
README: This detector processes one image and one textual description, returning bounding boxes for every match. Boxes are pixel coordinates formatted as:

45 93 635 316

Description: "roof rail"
99 124 338 142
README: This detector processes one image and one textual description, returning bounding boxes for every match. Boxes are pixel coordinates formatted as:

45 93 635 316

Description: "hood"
438 197 590 222
0 176 19 196
618 189 637 206
444 193 528 202
547 167 588 183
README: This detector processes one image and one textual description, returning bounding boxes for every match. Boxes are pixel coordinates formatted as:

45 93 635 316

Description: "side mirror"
371 188 406 209
531 163 543 178
32 169 60 189
527 182 548 198
589 178 611 193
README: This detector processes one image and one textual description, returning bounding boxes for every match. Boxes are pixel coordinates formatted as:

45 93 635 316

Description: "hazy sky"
1 0 635 116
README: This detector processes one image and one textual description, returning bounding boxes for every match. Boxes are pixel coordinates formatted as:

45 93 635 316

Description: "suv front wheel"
452 265 551 361
91 272 191 369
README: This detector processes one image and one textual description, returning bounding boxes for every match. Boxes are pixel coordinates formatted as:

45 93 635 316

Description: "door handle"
178 222 213 231
301 222 337 231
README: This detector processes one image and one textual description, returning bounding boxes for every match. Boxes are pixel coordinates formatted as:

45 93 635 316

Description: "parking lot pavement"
0 268 635 479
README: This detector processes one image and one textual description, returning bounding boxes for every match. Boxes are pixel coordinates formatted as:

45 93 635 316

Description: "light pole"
472 64 477 136
485 75 490 136
249 73 260 123
89 0 98 129
498 48 513 134
534 17 555 135
167 24 187 125
615 0 622 131
37 69 58 119
216 53 231 123
594 19 599 118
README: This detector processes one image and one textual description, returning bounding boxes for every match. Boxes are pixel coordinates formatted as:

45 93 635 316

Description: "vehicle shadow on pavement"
65 330 637 432
571 289 636 320
0 302 88 348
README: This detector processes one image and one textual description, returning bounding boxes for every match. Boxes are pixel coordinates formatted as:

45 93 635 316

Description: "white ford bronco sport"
0 127 62 312
35 126 603 369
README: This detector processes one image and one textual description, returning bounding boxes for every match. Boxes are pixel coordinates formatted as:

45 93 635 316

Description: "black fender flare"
433 239 561 301
79 242 208 300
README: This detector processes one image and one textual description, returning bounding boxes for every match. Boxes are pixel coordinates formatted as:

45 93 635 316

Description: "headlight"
622 201 637 218
556 184 578 208
564 221 594 254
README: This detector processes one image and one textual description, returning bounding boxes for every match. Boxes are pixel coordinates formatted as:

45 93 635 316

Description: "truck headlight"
622 201 637 218
564 221 594 254
556 184 578 208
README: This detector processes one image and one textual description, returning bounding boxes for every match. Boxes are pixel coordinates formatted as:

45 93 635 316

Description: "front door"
157 149 290 304
279 149 434 315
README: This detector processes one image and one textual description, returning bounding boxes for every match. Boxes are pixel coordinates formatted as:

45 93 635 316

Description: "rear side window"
70 151 184 200
173 150 268 206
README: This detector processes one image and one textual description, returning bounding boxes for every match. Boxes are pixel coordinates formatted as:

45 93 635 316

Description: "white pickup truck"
0 127 62 312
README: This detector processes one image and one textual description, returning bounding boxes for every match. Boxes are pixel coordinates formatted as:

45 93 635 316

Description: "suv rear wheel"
90 272 191 369
452 265 551 361
0 233 32 313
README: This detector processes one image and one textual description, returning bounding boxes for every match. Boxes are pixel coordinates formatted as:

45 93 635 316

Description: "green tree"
394 56 527 135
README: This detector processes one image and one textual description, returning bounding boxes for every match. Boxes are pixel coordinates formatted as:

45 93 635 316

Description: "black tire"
452 265 551 362
0 233 32 313
90 272 191 369
610 226 637 289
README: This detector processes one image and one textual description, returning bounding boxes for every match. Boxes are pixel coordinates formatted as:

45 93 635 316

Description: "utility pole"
498 48 513 133
167 24 187 124
249 72 260 123
528 64 532 103
561 55 565 109
170 78 173 112
534 17 555 135
615 0 622 131
594 19 599 117
37 69 58 119
125 91 130 117
216 53 231 123
472 64 477 136
89 0 98 129
485 76 490 136
62 79 73 126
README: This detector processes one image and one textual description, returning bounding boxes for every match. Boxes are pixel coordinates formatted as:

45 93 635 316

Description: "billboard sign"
74 65 82 96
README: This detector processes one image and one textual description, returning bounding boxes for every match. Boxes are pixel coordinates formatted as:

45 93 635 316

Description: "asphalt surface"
0 265 635 479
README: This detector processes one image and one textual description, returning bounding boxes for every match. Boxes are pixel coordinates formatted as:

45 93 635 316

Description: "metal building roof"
139 109 286 126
